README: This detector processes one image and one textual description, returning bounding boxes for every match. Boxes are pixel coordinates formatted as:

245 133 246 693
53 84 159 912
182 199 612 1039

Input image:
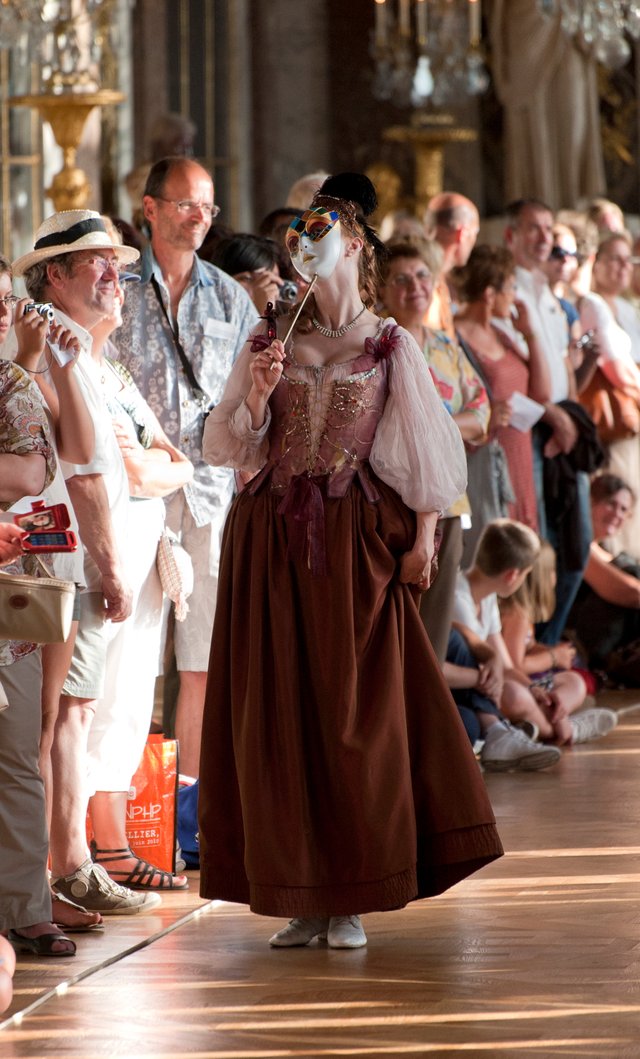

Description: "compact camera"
278 280 299 304
24 302 76 367
24 301 55 324
14 501 77 553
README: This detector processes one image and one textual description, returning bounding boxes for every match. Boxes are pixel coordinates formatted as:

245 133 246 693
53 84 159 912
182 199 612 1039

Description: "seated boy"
446 520 614 772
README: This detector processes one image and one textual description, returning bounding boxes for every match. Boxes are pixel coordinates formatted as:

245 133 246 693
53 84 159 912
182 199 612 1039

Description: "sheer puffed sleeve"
202 337 271 471
370 324 467 512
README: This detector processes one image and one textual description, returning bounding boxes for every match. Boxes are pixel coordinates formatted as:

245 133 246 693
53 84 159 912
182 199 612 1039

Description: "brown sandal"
92 846 189 891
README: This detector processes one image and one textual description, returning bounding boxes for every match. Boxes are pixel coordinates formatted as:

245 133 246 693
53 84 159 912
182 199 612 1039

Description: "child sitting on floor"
498 539 610 744
446 520 616 771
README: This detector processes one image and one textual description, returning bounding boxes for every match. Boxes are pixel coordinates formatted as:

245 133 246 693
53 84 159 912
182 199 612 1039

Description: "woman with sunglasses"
198 173 503 951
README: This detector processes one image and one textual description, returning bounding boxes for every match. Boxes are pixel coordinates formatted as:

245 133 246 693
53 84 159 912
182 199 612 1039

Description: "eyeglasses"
0 294 18 309
549 245 578 261
74 255 121 276
388 269 432 288
157 198 220 218
599 254 633 267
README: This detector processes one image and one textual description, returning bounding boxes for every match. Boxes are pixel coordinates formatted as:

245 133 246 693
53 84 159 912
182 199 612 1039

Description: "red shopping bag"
124 735 179 873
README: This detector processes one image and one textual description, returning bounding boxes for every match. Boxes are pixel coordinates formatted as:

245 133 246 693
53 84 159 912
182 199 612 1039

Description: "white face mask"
286 208 343 281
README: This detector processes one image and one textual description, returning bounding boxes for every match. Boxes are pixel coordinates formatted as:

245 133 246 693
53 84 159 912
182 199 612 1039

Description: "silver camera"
25 301 55 324
278 280 298 304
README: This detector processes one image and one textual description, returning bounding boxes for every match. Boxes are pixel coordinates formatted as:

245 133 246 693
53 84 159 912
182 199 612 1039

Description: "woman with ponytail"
198 173 503 949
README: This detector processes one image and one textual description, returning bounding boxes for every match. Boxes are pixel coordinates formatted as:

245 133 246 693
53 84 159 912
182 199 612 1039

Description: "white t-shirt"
515 266 570 403
56 312 129 594
453 570 501 641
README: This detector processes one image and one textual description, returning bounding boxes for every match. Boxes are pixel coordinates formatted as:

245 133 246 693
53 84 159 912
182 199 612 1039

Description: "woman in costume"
198 173 503 950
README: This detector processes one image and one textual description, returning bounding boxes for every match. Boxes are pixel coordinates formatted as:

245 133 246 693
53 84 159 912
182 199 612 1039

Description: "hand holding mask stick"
270 274 318 372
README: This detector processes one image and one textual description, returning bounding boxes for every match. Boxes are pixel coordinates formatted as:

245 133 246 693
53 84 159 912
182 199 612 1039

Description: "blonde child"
499 540 615 745
447 519 560 770
449 520 616 767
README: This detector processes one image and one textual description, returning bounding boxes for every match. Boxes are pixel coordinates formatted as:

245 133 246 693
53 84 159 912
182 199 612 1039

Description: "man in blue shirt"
116 157 257 777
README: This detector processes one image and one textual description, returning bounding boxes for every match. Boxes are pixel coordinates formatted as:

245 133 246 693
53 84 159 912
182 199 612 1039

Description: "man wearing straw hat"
12 211 159 915
115 157 257 779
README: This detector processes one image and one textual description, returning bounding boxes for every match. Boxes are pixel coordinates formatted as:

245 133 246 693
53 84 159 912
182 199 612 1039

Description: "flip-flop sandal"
8 929 76 957
93 846 189 890
51 893 104 932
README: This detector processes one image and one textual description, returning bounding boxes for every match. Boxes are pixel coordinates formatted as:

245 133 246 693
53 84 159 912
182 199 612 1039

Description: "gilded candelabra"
10 88 124 211
4 0 124 212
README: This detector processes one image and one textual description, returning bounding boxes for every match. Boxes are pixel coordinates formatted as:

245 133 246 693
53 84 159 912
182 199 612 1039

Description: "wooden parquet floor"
3 689 640 1059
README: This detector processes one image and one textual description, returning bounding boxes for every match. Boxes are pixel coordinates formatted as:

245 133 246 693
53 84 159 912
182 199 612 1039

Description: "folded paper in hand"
508 391 546 433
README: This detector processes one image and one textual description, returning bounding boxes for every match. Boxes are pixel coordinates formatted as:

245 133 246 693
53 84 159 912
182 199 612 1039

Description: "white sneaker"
480 722 561 772
327 915 367 948
570 707 618 744
269 917 329 947
514 719 540 742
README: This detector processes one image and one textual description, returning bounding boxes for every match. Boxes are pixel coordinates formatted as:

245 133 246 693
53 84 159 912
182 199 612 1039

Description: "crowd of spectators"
3 147 640 979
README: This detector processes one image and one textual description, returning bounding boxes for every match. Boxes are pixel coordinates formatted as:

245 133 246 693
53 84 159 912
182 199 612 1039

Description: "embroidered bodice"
263 349 388 497
203 319 467 517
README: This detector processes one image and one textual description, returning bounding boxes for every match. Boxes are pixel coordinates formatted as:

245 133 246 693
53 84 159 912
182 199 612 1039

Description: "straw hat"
12 210 140 276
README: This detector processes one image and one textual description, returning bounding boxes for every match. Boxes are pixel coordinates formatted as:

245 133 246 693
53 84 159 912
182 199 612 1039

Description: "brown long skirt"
198 477 503 917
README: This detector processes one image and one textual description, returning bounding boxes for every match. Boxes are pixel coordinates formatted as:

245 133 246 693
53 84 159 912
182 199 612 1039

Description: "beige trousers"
0 650 52 930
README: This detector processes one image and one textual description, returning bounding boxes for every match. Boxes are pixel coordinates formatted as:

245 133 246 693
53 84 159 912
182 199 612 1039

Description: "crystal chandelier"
540 1 640 69
371 0 490 109
0 0 121 90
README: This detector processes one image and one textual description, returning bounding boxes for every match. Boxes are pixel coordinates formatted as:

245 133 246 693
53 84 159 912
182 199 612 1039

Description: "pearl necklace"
311 303 366 338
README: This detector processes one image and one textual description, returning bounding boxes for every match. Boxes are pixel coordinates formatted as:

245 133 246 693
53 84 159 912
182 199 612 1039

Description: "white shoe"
514 719 540 742
570 707 618 744
269 917 329 947
480 722 561 772
327 915 367 948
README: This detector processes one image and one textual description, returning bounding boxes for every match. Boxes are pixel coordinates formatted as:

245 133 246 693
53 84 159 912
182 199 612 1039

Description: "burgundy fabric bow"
364 323 401 361
277 474 327 576
249 334 273 353
250 301 278 352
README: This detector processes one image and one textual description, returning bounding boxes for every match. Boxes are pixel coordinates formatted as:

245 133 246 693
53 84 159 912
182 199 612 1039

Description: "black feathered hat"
313 172 378 218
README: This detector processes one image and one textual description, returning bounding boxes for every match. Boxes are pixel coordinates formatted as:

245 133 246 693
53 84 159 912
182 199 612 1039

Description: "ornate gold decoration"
383 113 476 215
365 162 402 226
9 89 124 212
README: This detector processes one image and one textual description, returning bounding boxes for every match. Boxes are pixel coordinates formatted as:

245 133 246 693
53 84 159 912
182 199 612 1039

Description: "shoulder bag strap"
149 275 210 408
